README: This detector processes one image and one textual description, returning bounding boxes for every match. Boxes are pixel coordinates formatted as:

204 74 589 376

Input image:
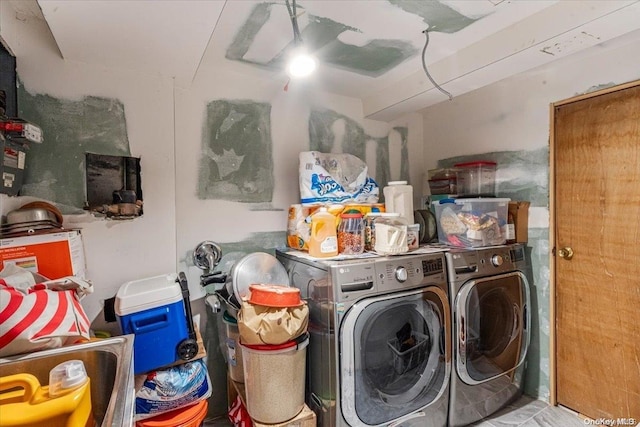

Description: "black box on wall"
0 42 18 118
1 137 27 195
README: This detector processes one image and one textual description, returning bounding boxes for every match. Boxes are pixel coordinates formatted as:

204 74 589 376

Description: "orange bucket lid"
136 400 208 427
247 284 302 307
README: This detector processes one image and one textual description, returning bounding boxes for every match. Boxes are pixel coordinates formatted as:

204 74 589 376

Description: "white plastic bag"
299 151 379 204
0 265 93 357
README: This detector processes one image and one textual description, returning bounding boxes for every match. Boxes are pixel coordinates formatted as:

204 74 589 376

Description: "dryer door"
455 271 530 385
340 286 451 426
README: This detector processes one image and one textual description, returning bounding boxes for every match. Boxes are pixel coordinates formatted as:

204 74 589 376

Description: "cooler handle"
0 373 40 404
130 308 169 334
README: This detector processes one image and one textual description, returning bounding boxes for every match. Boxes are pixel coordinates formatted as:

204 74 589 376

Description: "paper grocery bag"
237 300 308 345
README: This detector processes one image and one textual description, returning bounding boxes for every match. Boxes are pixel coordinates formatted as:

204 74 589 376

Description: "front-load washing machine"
446 243 531 427
276 249 451 427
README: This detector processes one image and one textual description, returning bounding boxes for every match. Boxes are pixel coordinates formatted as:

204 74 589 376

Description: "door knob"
558 247 574 260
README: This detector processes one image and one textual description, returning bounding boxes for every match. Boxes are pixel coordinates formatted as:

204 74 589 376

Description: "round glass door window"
341 287 450 426
456 271 529 384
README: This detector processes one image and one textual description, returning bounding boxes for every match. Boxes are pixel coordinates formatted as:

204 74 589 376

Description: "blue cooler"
115 274 189 374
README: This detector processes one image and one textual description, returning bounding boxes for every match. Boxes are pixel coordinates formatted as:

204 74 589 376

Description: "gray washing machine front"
276 249 451 427
446 244 531 427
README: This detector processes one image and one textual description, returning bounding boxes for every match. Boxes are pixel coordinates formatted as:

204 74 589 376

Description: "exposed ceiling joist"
363 0 640 121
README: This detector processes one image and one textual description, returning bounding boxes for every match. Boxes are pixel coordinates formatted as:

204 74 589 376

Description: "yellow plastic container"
0 361 93 427
308 207 338 258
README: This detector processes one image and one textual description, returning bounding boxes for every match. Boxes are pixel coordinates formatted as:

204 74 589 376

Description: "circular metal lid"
230 252 289 302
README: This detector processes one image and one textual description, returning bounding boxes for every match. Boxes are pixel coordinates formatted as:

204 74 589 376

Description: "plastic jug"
383 181 414 225
309 207 338 258
0 360 93 427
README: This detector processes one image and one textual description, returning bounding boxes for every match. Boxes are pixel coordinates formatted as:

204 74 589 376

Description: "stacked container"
238 284 309 424
433 198 509 247
454 161 497 197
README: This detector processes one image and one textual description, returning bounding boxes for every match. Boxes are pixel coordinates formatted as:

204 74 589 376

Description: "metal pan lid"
230 252 289 302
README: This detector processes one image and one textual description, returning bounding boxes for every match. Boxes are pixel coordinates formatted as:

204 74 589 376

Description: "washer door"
456 271 530 385
340 287 450 426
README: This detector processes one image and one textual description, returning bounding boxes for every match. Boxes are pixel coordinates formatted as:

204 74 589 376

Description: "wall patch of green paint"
393 126 410 182
388 0 480 33
17 87 131 212
219 231 286 257
198 100 274 203
225 4 416 77
226 2 272 63
299 16 416 77
309 109 408 190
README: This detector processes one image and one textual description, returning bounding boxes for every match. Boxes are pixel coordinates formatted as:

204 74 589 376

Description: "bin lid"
453 160 497 168
114 274 182 316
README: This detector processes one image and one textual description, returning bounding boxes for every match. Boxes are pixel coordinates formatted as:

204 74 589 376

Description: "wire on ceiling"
285 0 303 44
421 29 453 101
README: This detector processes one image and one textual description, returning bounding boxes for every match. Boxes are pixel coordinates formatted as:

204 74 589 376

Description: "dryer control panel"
447 245 521 282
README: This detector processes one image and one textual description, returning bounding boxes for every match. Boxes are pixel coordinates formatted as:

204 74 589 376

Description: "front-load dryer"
446 244 531 427
276 249 451 427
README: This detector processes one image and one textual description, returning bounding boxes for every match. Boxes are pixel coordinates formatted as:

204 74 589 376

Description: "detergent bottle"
0 360 93 427
309 206 338 258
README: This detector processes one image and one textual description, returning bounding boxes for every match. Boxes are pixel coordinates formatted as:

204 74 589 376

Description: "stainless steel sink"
0 335 135 427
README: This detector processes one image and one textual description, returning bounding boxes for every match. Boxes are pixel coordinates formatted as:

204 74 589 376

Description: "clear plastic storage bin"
454 161 497 197
433 198 509 247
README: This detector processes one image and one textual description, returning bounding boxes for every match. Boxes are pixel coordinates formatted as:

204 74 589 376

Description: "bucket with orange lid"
136 400 208 427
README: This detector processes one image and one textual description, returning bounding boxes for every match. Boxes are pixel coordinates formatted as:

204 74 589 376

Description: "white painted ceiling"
12 1 640 120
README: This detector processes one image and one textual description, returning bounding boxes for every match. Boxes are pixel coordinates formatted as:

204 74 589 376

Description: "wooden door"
553 82 640 420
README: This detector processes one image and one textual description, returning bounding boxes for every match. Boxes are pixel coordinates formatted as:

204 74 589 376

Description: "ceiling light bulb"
287 52 317 78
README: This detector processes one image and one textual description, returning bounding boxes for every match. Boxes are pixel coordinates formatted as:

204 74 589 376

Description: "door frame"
548 79 640 406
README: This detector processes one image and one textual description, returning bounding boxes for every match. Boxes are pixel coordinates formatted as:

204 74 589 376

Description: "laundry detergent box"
0 230 86 279
115 274 189 374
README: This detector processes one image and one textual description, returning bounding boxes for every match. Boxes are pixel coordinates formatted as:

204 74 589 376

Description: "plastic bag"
228 395 252 427
0 265 92 357
299 151 379 204
134 358 212 420
237 300 308 345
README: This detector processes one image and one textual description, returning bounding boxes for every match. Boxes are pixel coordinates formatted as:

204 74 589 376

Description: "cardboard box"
0 230 86 279
508 201 530 243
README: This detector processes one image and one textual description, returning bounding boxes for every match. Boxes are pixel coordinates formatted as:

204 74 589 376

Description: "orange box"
0 230 86 279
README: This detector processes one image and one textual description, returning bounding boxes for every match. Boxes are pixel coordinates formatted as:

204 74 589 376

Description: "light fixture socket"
286 47 317 78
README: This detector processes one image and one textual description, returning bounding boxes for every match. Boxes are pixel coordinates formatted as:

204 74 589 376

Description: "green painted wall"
198 100 274 203
309 108 409 189
17 88 131 212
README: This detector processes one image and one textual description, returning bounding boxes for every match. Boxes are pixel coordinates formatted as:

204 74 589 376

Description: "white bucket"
223 311 244 383
240 335 309 424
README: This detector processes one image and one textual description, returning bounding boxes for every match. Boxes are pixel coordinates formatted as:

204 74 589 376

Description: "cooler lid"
114 273 182 316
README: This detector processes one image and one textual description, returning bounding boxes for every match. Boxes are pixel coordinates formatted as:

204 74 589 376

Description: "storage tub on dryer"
433 198 509 248
115 274 189 374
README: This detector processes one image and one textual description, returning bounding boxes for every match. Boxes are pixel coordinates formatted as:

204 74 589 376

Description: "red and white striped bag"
0 266 92 358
